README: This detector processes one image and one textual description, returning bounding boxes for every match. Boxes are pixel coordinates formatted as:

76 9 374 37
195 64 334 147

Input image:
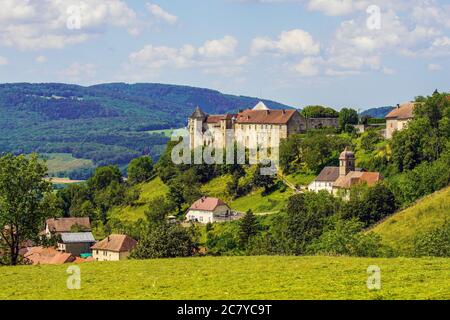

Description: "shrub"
413 222 450 257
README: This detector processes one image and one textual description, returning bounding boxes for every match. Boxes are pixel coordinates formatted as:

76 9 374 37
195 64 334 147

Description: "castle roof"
206 114 236 124
190 106 207 120
236 109 297 125
385 102 415 120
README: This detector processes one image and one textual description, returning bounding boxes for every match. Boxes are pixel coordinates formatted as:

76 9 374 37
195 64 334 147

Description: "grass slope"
0 256 448 300
109 177 169 222
200 175 293 214
371 186 450 256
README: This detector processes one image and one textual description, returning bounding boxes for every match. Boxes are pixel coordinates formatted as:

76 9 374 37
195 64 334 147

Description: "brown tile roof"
24 247 75 265
91 234 137 253
189 197 229 212
206 114 236 124
315 167 340 182
46 217 91 233
385 102 415 120
236 109 298 125
333 171 382 189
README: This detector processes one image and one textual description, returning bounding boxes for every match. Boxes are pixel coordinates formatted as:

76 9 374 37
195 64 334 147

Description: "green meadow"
1 256 448 300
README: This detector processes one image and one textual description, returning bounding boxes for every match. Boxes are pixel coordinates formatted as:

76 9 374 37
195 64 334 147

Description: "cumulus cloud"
0 0 139 50
307 0 354 16
146 3 178 25
198 36 238 58
128 36 245 77
251 29 320 55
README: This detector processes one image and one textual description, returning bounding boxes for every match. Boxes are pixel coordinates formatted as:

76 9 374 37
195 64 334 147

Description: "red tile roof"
46 217 91 233
385 102 415 120
333 171 382 189
91 234 137 253
206 114 236 124
189 197 229 212
236 109 298 125
24 247 75 265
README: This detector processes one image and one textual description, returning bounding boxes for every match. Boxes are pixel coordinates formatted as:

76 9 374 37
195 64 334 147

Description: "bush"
307 219 386 257
413 222 450 257
131 223 198 259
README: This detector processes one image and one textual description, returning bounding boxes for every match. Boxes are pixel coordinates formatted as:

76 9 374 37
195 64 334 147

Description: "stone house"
385 102 415 139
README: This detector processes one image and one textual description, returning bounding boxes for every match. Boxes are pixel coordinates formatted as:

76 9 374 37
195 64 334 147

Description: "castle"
188 102 338 150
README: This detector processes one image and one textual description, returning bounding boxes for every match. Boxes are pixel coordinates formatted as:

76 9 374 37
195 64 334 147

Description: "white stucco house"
186 197 233 224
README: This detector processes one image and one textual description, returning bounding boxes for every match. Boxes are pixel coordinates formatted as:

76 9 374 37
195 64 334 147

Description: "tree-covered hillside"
0 83 290 172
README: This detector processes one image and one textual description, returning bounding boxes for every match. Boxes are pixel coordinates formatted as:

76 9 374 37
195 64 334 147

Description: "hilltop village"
1 91 449 267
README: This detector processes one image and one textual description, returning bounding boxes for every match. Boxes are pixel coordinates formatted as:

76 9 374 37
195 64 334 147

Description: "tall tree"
0 154 52 265
339 108 359 131
239 209 259 247
127 156 154 185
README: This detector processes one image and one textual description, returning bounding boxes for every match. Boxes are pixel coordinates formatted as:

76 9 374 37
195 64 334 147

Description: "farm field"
371 186 450 256
41 153 95 177
0 256 448 300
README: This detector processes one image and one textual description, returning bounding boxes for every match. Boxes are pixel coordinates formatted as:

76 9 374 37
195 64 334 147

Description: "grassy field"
0 256 448 300
146 129 176 138
201 175 293 214
42 153 95 177
109 177 170 221
283 172 316 187
371 186 450 256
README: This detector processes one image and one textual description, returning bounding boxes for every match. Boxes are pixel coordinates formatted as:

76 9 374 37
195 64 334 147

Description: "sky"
0 0 449 110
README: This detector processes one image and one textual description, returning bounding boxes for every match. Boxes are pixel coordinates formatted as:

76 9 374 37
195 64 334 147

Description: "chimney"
108 236 110 242
282 110 286 115
396 104 400 109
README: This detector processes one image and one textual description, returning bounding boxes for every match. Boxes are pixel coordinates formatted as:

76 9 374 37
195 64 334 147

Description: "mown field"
42 153 95 177
0 256 448 300
371 186 450 256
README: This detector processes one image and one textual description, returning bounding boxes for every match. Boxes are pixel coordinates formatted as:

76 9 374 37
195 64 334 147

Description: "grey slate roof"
60 232 96 244
190 106 207 119
315 167 340 182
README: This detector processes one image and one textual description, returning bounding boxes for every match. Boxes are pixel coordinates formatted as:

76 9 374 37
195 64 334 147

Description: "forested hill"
0 83 290 170
360 106 394 118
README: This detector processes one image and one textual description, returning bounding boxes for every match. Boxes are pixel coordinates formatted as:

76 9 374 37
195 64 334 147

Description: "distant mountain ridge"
0 83 291 171
360 106 394 118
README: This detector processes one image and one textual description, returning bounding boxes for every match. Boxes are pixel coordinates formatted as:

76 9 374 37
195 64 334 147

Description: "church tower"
189 106 207 150
339 147 355 176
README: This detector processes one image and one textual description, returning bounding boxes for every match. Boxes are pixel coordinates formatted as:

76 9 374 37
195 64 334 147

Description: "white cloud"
251 29 320 55
0 56 8 66
146 3 178 25
307 0 354 16
428 63 441 71
294 57 321 77
198 36 238 58
128 36 245 77
0 0 139 50
35 55 47 64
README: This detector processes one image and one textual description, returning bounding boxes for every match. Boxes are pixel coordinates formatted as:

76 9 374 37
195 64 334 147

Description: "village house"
24 247 75 265
57 232 96 256
45 217 91 236
91 234 137 261
308 148 382 195
385 102 416 139
189 102 339 150
186 197 235 224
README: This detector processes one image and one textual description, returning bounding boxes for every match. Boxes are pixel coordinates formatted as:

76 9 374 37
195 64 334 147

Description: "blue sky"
0 0 449 110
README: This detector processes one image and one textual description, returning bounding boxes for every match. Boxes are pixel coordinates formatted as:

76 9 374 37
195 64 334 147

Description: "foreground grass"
1 256 448 300
371 186 450 256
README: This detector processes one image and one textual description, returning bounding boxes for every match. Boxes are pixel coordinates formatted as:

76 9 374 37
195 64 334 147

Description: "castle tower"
189 106 207 150
339 147 355 176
